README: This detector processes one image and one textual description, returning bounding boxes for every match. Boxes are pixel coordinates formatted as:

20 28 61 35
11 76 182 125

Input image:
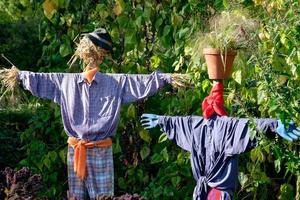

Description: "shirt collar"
77 72 101 84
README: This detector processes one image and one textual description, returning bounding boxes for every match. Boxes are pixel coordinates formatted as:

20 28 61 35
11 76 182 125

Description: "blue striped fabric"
67 146 114 199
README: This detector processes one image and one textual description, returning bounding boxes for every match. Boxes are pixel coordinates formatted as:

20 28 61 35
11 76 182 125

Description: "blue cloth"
157 115 277 200
18 71 171 141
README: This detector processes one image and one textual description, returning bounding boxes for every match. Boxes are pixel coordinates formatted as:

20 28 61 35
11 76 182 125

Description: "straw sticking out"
0 66 19 90
170 73 193 89
0 66 24 106
68 36 110 69
1 54 15 66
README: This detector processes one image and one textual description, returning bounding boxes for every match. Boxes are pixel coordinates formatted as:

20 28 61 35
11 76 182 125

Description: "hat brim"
86 34 113 53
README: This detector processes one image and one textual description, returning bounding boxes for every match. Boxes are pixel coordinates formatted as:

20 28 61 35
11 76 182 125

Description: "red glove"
202 82 227 119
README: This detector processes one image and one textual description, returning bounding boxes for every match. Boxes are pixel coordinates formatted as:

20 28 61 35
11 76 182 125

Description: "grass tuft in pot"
191 9 259 80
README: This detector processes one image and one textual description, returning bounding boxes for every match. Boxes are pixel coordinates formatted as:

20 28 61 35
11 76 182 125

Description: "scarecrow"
140 80 300 200
0 28 190 200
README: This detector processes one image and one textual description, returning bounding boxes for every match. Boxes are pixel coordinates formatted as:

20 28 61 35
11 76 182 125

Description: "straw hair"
68 36 111 68
170 73 193 89
0 66 24 105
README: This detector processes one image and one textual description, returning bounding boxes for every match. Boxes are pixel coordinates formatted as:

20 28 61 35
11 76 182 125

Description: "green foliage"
0 0 299 199
0 108 31 168
17 102 68 197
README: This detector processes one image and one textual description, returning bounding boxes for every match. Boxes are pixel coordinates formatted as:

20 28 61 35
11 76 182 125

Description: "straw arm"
169 73 193 89
0 66 23 106
0 66 20 91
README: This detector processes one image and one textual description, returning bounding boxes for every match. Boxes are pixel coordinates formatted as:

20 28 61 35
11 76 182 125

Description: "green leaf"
58 0 70 8
176 152 186 164
49 172 58 182
150 55 161 69
233 69 242 84
155 18 163 29
163 25 171 37
202 79 210 92
139 129 152 143
43 157 51 169
161 147 169 162
257 89 266 105
278 184 294 200
238 172 248 188
171 12 183 28
173 55 184 71
59 43 72 57
268 99 279 113
163 187 174 196
223 0 229 8
158 133 168 143
118 177 127 189
151 153 163 164
49 151 58 161
140 145 150 160
59 149 67 164
125 30 137 49
117 15 129 29
178 27 189 39
135 16 143 27
113 0 125 16
19 159 29 167
43 0 59 20
127 104 136 118
113 137 122 154
143 7 152 21
20 0 30 7
274 159 281 173
171 176 181 187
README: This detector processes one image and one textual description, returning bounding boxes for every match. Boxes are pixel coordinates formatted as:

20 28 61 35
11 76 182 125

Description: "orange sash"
67 137 112 180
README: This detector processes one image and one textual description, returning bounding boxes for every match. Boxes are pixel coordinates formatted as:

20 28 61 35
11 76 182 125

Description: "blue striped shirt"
18 71 171 141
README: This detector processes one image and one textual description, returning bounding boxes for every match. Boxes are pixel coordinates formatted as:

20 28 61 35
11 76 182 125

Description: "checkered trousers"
67 145 114 200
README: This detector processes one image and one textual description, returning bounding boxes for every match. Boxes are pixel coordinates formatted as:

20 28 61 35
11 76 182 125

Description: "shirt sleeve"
121 71 171 104
157 115 196 152
17 71 63 104
225 118 278 155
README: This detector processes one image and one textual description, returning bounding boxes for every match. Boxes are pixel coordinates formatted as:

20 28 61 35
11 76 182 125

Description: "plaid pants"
67 145 114 200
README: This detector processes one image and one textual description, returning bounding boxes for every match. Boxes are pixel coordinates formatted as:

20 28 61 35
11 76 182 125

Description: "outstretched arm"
226 118 300 155
121 71 171 104
17 70 63 104
255 118 300 142
121 71 192 104
141 113 197 152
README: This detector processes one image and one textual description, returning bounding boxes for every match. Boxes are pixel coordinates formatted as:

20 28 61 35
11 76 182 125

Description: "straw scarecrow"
0 28 191 200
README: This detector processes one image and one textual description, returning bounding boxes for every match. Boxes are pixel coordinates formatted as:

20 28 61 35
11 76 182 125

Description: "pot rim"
203 48 237 56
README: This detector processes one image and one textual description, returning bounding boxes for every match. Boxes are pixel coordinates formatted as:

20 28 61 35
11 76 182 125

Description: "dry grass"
68 36 111 69
0 66 19 90
170 73 194 89
0 66 24 106
190 9 259 65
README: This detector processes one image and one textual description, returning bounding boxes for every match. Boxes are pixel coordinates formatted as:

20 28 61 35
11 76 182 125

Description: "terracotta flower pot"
203 48 237 80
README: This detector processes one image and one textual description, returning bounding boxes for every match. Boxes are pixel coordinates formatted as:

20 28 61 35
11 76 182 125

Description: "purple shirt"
18 71 171 141
158 115 277 200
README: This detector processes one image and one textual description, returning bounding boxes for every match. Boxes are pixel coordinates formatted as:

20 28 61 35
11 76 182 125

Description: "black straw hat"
86 28 113 53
